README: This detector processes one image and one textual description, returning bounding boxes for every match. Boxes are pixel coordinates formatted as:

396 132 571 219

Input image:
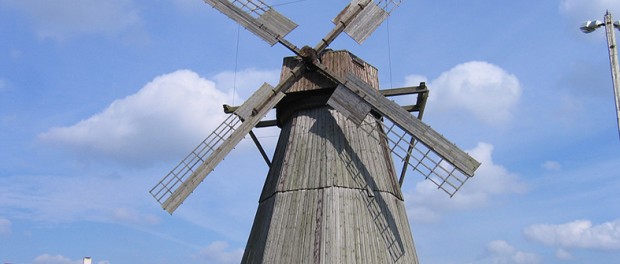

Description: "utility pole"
582 11 620 139
603 11 620 138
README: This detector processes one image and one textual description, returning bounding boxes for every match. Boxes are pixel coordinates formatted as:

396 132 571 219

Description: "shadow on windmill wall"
309 109 406 262
242 107 415 263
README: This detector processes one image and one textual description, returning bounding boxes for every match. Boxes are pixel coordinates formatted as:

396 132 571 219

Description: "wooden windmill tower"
150 0 481 263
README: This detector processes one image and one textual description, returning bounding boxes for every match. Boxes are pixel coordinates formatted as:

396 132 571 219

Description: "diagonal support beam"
249 130 272 167
398 86 428 186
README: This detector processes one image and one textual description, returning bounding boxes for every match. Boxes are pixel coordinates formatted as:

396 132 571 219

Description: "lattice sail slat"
150 83 285 214
323 71 479 196
359 116 469 196
149 113 242 206
340 72 480 175
204 0 297 46
333 0 403 44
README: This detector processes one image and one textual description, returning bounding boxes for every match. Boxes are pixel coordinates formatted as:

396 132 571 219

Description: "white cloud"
33 254 81 264
486 240 541 264
6 68 280 230
0 0 144 40
556 248 573 260
0 217 11 236
406 61 522 125
212 68 281 99
488 240 515 255
524 219 620 250
39 69 281 166
542 161 561 171
466 143 528 194
39 70 234 166
403 74 428 87
406 142 527 223
195 241 244 264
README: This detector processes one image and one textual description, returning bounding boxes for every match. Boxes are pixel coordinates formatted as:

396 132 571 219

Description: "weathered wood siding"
242 50 418 263
260 108 403 200
244 187 416 263
280 50 380 93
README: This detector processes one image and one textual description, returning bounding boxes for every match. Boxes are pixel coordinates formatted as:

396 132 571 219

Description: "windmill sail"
204 0 297 46
325 72 479 194
361 113 472 195
334 0 403 44
150 82 285 213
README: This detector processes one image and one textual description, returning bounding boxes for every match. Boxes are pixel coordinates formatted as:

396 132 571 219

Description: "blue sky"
1 0 620 263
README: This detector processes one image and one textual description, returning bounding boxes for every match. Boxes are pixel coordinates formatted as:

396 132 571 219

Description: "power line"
386 17 394 89
232 24 241 105
272 0 308 7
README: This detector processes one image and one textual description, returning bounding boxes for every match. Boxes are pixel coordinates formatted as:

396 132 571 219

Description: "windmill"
150 0 481 263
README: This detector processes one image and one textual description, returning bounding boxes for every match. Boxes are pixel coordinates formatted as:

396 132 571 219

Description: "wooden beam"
379 83 428 97
225 100 420 121
256 119 278 128
224 105 278 127
249 130 271 167
400 105 420 113
223 83 428 128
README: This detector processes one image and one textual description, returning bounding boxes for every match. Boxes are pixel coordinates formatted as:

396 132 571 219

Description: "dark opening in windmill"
150 0 481 263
